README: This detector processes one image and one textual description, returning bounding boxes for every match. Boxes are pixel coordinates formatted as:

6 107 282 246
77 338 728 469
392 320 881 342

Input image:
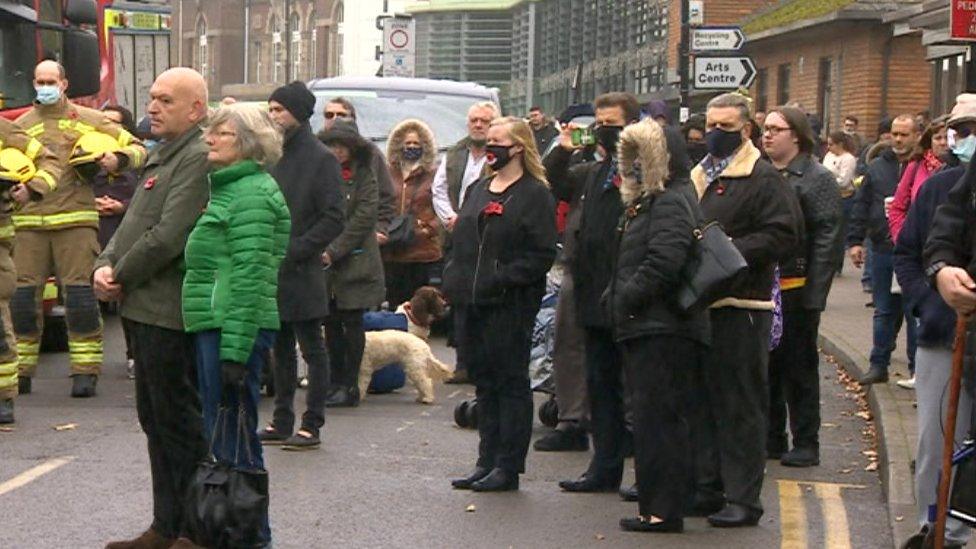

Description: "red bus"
0 0 171 121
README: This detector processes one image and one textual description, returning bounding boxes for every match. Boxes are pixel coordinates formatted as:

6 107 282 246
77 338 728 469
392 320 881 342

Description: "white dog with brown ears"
358 286 452 404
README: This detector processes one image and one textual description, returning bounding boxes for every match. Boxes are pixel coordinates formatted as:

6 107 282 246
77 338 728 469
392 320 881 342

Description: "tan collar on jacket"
690 140 763 199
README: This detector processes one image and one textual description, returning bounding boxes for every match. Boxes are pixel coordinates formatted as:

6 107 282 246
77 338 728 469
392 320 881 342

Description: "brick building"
742 0 928 140
172 0 343 100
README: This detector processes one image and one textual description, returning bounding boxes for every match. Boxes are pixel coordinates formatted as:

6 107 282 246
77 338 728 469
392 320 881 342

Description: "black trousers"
456 301 538 474
769 296 822 450
124 319 206 539
622 335 696 520
702 308 772 513
383 261 434 308
272 318 330 437
324 307 365 389
583 327 626 483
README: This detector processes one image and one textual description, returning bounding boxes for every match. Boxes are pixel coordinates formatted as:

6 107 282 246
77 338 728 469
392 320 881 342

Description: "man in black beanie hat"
263 81 345 450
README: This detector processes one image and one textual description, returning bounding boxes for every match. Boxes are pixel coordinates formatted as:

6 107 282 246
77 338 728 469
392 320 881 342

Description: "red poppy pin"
144 176 157 190
612 174 622 188
482 201 504 217
715 182 726 196
341 167 353 181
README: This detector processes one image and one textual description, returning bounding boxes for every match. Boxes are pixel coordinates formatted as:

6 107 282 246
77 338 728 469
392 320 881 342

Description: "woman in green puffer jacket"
182 103 291 547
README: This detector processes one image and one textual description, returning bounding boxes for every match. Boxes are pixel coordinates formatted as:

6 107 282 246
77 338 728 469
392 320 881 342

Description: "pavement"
820 260 921 548
2 298 896 548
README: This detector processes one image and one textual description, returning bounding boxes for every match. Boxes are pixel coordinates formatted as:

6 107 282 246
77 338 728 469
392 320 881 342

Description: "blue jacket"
893 166 964 349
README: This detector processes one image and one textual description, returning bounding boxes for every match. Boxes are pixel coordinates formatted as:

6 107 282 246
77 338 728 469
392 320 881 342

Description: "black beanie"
269 81 315 122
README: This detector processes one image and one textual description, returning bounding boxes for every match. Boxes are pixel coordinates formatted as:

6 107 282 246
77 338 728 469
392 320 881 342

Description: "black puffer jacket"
778 153 842 311
847 147 904 253
442 174 557 307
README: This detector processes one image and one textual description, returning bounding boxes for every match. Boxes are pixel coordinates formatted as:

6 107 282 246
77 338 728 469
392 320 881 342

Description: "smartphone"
571 127 594 147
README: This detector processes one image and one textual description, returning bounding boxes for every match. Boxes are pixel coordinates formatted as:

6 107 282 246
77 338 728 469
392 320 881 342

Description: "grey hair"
207 103 282 166
469 101 500 118
707 93 752 124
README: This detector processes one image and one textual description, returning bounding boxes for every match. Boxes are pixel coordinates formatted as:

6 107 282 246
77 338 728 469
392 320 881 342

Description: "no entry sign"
951 0 976 41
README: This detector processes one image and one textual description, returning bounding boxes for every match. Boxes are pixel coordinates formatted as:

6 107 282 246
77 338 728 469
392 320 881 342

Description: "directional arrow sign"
691 27 746 52
693 56 757 90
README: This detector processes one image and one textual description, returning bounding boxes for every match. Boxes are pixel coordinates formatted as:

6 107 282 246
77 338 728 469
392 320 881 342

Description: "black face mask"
486 144 517 171
594 125 624 157
403 147 423 161
705 128 743 159
687 142 708 165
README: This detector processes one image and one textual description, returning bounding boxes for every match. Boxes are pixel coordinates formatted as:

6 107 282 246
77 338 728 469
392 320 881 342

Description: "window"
777 63 790 106
818 57 833 135
196 18 207 80
271 15 282 84
756 68 768 113
290 12 301 81
0 13 38 110
307 11 317 79
254 40 263 84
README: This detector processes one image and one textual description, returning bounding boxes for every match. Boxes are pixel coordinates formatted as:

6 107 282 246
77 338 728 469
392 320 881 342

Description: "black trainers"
70 374 97 398
533 427 589 452
17 376 30 395
281 431 321 451
0 398 13 424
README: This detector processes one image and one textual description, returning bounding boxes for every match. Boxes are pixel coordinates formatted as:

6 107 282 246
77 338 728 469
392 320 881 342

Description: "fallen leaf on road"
895 516 904 522
862 450 878 457
855 411 872 420
822 422 838 428
840 468 853 474
595 534 605 540
0 426 14 432
865 462 878 472
54 423 77 431
465 504 477 513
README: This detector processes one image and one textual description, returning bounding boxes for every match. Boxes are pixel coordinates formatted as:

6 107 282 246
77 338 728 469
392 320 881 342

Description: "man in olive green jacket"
94 68 211 549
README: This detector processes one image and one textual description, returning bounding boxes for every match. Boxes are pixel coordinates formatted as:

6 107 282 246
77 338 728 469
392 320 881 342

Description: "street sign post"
382 17 415 78
693 56 757 90
691 27 745 52
950 0 976 42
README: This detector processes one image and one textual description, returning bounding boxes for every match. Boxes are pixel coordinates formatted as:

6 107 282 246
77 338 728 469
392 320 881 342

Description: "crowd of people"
3 56 976 547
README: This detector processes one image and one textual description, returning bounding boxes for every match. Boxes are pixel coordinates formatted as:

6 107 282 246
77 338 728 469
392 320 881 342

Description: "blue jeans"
869 250 917 373
195 328 276 544
862 241 873 287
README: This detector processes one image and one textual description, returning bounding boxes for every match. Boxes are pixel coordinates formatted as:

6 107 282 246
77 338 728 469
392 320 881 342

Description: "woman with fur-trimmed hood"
609 120 709 534
382 118 443 306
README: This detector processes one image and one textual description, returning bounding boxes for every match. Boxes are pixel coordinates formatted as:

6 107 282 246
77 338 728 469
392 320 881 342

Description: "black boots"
781 446 820 467
533 427 589 452
0 398 13 424
71 374 97 398
707 503 762 528
324 385 359 407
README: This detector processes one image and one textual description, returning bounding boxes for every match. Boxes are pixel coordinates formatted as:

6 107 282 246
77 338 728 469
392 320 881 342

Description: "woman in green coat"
318 120 386 407
182 103 291 546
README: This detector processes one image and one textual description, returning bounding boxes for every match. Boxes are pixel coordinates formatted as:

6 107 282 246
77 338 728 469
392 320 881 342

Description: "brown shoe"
104 528 174 549
169 538 206 549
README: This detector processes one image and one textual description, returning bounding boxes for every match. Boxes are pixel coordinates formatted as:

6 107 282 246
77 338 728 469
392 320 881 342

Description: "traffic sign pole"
679 0 690 109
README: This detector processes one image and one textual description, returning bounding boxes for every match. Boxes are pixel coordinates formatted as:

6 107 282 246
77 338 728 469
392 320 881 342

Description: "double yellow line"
779 480 865 549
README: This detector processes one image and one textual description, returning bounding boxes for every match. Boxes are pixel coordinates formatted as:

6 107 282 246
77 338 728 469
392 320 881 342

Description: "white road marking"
0 456 75 497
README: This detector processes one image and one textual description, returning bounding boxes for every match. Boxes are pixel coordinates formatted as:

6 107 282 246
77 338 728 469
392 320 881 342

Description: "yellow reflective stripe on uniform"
25 123 44 137
24 137 43 160
42 282 57 300
0 224 15 240
13 210 100 228
0 360 17 375
16 342 38 365
70 353 103 365
122 145 144 168
69 341 103 352
34 169 56 192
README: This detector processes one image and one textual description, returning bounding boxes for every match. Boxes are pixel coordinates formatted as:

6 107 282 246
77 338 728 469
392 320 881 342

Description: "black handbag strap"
208 384 256 467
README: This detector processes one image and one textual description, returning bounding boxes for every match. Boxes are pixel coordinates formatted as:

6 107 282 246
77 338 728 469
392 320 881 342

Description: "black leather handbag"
185 396 269 549
384 213 416 250
676 195 749 313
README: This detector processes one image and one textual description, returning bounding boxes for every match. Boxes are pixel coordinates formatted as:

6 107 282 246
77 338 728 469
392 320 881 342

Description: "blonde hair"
489 116 548 186
618 120 670 204
206 103 282 166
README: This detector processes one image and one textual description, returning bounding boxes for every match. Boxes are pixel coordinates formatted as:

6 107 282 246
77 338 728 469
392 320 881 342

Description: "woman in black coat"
610 120 709 533
444 117 558 492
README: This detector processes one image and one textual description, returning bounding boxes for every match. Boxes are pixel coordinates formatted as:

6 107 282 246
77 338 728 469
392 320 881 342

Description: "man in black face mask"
544 92 640 494
688 92 802 527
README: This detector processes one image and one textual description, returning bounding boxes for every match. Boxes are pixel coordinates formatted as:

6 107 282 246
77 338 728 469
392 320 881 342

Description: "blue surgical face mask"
403 147 423 162
953 134 976 164
35 85 61 105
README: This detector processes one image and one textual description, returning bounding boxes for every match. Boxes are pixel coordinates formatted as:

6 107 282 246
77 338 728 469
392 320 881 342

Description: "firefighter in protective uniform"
0 118 59 423
13 60 145 398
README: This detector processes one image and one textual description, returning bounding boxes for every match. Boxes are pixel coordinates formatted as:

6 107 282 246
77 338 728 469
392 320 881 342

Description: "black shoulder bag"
675 193 749 313
384 180 418 251
184 388 269 549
